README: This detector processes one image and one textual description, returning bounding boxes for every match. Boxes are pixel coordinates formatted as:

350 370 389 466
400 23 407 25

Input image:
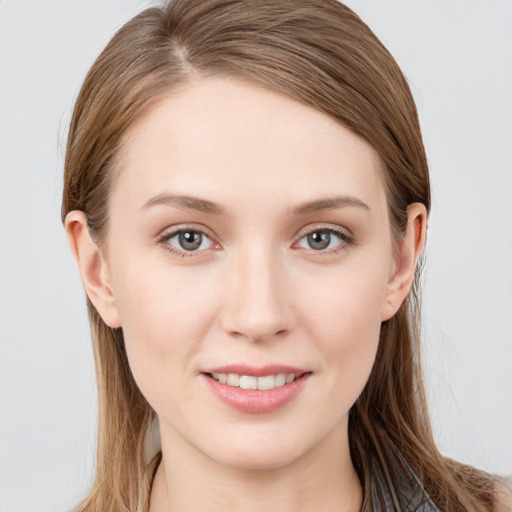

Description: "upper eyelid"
159 223 351 241
295 223 353 238
158 224 215 241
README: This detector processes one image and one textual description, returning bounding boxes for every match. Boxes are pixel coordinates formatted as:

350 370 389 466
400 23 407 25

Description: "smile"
208 372 298 390
202 366 312 413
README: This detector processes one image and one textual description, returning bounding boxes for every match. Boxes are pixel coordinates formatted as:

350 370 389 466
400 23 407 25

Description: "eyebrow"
290 196 370 215
142 192 369 215
143 193 226 215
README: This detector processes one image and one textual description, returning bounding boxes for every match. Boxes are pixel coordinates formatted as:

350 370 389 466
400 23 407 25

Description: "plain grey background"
0 1 511 510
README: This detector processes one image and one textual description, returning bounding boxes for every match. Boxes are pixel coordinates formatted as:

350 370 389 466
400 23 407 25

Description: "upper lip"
202 364 309 377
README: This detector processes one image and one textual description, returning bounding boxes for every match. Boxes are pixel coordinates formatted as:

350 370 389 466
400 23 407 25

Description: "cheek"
304 256 388 340
301 260 389 396
109 258 219 404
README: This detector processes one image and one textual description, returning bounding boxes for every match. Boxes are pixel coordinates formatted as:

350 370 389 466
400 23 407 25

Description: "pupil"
309 231 330 250
180 231 201 250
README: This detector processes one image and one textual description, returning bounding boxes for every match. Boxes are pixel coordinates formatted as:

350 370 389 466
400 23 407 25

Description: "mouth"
205 372 303 390
201 367 312 413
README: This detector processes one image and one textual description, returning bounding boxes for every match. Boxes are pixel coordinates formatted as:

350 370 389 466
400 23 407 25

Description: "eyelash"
157 225 354 258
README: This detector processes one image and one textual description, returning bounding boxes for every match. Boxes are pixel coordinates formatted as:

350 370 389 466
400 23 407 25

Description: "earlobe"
64 211 122 328
381 203 427 321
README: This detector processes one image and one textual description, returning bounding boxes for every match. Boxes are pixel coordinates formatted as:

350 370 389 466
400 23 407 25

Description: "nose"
219 245 293 343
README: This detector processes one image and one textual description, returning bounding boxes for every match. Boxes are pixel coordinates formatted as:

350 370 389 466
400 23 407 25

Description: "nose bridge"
221 241 292 342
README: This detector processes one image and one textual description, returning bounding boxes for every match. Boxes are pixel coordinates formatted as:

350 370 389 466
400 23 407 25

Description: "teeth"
210 372 298 390
257 375 275 390
239 375 258 390
274 373 286 387
227 373 240 386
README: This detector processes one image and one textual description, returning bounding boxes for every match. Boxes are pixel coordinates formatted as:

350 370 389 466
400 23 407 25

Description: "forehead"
111 76 387 215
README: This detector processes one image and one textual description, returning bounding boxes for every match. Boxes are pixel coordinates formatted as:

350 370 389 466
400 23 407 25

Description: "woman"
61 0 511 511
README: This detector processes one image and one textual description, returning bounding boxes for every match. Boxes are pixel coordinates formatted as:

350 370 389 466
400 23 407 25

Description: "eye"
158 228 216 257
296 227 353 254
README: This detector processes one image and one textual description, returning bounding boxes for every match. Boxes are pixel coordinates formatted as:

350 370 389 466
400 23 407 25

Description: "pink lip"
201 365 311 414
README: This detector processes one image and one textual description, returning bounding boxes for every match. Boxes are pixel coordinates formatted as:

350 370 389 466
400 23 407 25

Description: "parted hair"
62 1 500 511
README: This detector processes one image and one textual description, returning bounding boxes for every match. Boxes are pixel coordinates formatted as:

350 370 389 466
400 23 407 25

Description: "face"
99 77 402 470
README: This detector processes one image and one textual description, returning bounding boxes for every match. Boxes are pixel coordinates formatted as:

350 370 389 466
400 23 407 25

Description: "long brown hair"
62 1 499 510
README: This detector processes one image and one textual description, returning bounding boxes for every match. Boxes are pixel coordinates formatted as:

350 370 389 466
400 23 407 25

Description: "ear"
64 211 121 328
381 203 427 321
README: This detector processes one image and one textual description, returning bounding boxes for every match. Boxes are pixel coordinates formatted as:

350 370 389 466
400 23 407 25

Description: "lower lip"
202 373 311 414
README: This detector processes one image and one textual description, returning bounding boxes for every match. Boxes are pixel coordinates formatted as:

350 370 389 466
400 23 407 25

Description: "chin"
213 448 303 471
201 429 317 471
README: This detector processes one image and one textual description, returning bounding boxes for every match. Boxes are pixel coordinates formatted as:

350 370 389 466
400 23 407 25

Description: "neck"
149 420 362 512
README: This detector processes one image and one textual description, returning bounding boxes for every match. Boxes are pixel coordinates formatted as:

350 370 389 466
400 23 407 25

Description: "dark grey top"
376 465 440 511
368 440 440 512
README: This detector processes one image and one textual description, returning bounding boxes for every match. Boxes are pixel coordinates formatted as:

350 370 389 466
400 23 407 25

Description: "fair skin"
66 77 426 512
